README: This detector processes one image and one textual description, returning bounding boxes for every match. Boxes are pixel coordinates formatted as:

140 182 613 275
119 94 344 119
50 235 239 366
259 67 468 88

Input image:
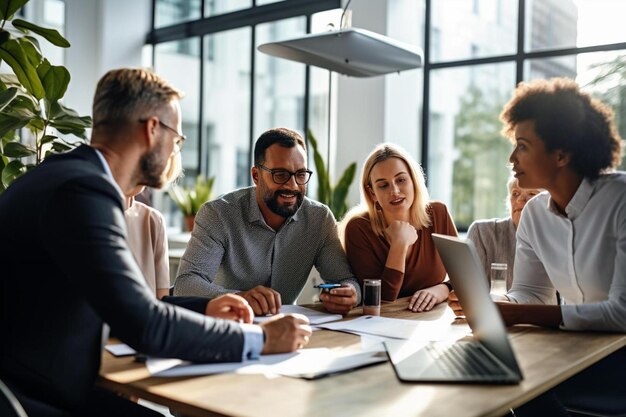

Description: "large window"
203 27 251 196
424 0 626 229
148 1 341 226
151 0 626 230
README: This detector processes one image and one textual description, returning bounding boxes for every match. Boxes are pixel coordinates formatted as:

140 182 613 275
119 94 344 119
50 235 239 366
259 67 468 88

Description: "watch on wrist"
442 281 453 292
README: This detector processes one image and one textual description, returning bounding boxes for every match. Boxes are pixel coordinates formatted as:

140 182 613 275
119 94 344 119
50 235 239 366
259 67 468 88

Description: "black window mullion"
303 14 311 150
421 0 432 181
198 35 207 177
147 0 340 45
248 24 256 186
516 0 525 84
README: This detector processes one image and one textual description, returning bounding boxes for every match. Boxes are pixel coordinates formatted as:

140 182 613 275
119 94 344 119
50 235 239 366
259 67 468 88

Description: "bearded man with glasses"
175 127 361 315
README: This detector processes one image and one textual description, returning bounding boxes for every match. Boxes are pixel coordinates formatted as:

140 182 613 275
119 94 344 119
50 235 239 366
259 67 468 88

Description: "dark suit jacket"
0 146 244 413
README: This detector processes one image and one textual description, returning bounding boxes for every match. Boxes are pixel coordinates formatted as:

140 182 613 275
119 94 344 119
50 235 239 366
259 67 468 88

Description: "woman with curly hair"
450 77 625 416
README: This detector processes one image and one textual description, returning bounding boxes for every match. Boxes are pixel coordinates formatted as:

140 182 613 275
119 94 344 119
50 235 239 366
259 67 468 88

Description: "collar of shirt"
546 177 594 221
245 186 301 227
92 147 125 203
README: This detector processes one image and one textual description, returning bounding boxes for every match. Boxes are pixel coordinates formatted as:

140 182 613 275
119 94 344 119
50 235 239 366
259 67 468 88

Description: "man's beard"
139 140 167 188
260 178 304 218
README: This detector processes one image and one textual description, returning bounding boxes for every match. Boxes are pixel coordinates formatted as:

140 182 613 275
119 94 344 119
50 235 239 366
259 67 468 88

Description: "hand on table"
237 285 282 316
319 284 357 315
204 294 254 323
260 313 312 354
408 283 448 312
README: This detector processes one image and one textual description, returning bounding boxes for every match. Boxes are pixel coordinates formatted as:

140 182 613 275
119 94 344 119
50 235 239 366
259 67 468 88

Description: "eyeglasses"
257 164 313 185
138 118 186 152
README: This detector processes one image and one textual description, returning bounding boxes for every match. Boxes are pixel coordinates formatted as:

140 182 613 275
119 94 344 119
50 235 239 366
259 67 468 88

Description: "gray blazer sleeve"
467 221 492 282
174 203 230 298
314 208 362 304
41 178 245 362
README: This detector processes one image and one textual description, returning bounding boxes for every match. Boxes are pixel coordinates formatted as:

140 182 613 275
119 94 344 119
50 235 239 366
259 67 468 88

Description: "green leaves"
3 140 33 157
168 176 215 216
0 0 28 21
0 38 45 99
0 86 18 111
12 19 70 47
0 0 91 193
1 158 25 188
331 162 357 219
38 59 69 101
307 129 357 221
49 101 91 139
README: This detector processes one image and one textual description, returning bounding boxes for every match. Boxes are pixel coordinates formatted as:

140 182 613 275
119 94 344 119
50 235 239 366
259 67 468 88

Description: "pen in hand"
314 283 342 292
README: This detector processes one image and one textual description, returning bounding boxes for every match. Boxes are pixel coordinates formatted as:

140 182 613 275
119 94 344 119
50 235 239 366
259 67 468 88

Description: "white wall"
335 0 388 208
335 0 423 210
63 0 152 116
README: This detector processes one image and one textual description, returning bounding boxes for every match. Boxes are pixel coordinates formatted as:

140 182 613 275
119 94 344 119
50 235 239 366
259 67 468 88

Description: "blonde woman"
342 143 457 312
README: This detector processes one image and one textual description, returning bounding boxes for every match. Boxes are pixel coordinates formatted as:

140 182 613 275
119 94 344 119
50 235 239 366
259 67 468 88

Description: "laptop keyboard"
426 343 508 378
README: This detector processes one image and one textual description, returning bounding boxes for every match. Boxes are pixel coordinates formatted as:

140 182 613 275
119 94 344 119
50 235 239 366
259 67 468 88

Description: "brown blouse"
344 202 458 301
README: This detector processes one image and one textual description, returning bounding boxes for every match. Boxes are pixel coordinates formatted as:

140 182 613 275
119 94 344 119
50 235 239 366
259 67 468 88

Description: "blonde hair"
341 143 431 241
163 151 183 184
92 68 183 127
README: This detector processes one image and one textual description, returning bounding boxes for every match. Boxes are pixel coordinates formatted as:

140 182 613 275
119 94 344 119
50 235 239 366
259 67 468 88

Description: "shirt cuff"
240 323 264 360
339 279 361 305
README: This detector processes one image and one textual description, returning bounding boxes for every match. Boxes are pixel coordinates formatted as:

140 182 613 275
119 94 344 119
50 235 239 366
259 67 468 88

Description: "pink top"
125 199 170 296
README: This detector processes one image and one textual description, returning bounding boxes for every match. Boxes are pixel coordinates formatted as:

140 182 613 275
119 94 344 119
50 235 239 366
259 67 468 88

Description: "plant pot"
184 214 196 232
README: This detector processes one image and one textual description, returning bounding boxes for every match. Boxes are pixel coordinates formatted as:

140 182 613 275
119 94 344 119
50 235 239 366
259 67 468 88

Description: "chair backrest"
0 379 28 417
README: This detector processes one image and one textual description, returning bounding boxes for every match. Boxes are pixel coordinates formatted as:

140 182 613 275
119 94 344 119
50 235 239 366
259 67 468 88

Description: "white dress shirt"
509 173 626 332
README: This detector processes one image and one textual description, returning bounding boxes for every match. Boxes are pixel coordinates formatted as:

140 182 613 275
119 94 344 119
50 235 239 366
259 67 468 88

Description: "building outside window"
150 0 626 231
425 0 626 230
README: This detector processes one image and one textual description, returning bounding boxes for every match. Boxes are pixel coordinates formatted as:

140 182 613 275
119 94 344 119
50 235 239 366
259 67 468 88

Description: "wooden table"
99 299 626 417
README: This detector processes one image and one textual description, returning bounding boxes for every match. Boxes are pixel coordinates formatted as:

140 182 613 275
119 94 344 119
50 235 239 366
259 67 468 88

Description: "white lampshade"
257 27 423 77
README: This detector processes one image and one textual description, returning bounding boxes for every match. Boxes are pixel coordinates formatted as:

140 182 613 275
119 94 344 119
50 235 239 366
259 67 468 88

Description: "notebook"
384 234 523 384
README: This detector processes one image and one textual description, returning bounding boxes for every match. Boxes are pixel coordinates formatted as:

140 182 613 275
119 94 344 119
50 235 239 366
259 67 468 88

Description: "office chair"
559 348 626 417
0 379 28 417
565 401 626 417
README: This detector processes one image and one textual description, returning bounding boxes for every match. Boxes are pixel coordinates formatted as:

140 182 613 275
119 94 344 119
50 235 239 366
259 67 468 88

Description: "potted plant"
307 129 357 221
0 0 91 191
168 175 215 231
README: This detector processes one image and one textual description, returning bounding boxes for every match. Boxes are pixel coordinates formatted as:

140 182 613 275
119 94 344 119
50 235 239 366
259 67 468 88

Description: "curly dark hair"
500 77 622 179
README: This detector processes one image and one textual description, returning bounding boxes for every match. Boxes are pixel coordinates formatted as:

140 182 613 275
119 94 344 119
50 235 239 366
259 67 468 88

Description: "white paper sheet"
317 315 471 342
145 348 386 379
316 315 423 339
105 343 137 357
253 304 342 325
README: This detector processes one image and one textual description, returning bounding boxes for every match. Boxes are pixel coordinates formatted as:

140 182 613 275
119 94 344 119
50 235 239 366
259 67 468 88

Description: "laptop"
384 233 523 384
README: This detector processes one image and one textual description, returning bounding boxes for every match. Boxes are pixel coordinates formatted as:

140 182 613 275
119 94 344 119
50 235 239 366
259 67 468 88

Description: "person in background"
0 68 311 417
450 77 625 416
175 128 361 316
466 174 541 291
125 152 182 299
341 143 457 313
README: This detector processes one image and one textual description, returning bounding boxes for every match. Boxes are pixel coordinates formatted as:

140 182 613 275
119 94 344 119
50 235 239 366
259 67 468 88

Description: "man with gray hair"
0 68 310 417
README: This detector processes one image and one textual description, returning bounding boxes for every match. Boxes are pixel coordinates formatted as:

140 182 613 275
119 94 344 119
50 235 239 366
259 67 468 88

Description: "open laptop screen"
432 233 522 377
